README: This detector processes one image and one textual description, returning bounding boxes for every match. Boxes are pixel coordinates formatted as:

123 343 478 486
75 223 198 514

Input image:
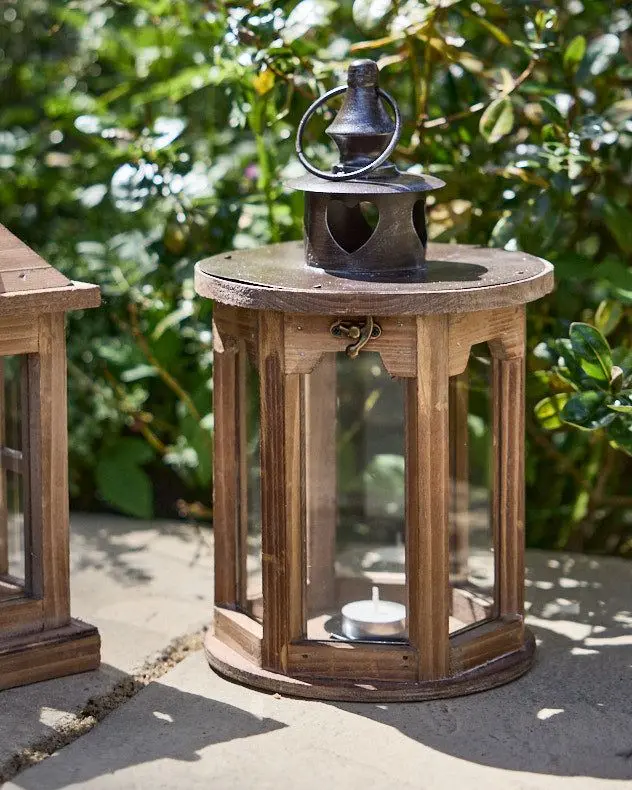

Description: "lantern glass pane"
449 344 496 634
305 351 407 642
0 356 30 601
238 347 262 623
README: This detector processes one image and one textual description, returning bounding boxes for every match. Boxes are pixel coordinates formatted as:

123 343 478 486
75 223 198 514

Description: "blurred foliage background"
0 0 631 555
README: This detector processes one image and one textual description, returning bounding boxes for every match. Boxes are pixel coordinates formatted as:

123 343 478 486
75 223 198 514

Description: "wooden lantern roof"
0 224 100 315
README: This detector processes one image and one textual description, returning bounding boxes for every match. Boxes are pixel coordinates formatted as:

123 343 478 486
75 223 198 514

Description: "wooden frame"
0 225 101 690
205 295 537 700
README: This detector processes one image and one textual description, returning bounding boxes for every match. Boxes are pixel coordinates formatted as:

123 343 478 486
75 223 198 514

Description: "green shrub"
1 1 630 553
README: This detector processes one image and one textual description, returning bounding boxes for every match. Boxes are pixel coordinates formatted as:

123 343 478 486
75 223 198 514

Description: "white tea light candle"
341 586 406 639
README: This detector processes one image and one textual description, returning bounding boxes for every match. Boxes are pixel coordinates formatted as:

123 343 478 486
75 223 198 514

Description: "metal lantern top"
286 60 444 278
287 59 444 195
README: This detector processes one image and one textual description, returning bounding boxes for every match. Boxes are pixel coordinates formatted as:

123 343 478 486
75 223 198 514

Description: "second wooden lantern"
0 224 101 690
195 60 554 700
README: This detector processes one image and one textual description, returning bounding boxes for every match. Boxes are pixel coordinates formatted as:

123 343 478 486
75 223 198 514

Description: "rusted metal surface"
295 59 400 182
287 59 444 275
286 172 444 194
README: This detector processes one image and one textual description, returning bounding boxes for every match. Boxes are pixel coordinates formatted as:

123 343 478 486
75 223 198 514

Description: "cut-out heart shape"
412 199 427 246
326 200 380 254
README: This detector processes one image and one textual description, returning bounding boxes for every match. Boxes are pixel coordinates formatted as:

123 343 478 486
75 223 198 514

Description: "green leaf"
608 392 632 415
604 203 632 254
612 348 632 383
605 99 632 127
152 301 194 340
541 98 566 124
94 439 154 518
611 366 624 393
479 97 514 143
581 33 620 78
563 35 586 72
466 12 512 46
352 0 393 32
607 417 632 456
121 364 158 383
131 64 243 106
283 0 337 43
594 299 623 337
561 391 615 431
489 212 519 248
96 457 153 519
569 322 613 384
109 438 155 465
179 413 213 487
596 257 632 290
534 394 571 430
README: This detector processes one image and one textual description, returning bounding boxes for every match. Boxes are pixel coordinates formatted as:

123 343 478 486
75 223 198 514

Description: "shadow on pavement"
329 552 632 780
11 668 286 790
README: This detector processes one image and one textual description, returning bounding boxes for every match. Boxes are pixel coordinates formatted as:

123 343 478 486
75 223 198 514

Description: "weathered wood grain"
287 641 417 682
406 314 450 680
214 606 262 665
448 307 524 376
258 312 302 671
284 314 416 377
205 628 536 701
492 310 526 618
195 242 554 316
450 617 523 674
212 324 239 607
0 619 100 691
27 314 70 628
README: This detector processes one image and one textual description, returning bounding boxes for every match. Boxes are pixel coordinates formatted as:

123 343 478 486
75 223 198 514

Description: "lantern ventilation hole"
326 199 379 254
412 199 427 247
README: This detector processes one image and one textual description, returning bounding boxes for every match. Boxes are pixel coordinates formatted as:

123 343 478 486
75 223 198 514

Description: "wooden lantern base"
0 619 100 691
205 627 535 702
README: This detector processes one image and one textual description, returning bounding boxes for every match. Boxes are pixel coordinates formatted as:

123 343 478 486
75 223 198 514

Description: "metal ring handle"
295 85 401 182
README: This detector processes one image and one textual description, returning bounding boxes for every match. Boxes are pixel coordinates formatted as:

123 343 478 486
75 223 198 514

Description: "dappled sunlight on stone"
537 708 565 720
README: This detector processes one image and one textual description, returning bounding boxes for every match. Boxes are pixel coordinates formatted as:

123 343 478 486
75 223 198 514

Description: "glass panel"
237 346 262 622
449 343 495 634
305 351 407 642
0 356 29 601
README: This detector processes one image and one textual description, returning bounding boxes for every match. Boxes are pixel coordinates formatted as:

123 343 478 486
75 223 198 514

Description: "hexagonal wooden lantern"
195 240 554 701
0 225 101 690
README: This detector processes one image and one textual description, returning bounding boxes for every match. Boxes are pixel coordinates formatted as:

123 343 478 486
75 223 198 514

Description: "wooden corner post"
29 313 71 628
258 312 303 672
212 317 240 608
407 314 450 681
492 306 526 620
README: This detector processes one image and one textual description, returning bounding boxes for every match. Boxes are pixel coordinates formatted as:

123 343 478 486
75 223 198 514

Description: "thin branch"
423 102 485 129
127 303 201 422
421 54 537 131
100 365 169 455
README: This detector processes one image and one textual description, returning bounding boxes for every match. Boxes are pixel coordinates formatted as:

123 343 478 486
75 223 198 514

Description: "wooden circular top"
195 241 554 315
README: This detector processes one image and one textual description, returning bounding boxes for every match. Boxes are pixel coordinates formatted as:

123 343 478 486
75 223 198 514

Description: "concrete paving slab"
5 550 632 789
0 513 213 777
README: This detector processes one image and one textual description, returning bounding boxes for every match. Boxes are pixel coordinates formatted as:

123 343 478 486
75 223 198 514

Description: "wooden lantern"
0 225 101 690
195 243 553 701
194 61 554 700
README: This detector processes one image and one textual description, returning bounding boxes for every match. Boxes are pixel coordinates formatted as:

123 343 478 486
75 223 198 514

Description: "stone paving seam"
0 630 205 786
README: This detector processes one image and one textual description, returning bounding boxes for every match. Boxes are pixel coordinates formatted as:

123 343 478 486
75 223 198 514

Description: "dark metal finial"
326 60 395 172
295 59 401 182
